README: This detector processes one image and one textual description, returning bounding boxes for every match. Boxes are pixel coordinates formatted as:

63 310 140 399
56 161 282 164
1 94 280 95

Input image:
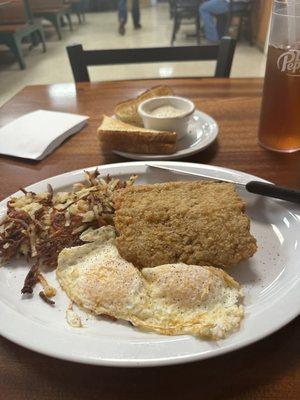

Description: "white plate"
0 161 299 368
113 110 218 160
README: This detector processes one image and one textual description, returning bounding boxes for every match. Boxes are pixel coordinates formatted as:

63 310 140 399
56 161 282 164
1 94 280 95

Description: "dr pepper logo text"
277 49 300 76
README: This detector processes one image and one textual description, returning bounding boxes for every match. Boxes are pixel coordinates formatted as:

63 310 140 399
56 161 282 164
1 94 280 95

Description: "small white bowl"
138 96 195 140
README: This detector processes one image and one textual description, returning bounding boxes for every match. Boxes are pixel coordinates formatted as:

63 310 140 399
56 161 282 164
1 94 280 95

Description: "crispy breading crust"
113 181 257 269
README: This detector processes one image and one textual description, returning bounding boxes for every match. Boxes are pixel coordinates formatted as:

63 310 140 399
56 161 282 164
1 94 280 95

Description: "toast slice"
114 86 174 127
98 115 177 155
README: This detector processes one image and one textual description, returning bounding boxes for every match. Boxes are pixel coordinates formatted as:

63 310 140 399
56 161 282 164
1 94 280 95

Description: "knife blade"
146 164 300 204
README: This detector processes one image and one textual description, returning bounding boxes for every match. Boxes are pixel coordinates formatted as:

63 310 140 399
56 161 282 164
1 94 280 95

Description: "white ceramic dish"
114 110 218 161
0 161 299 368
138 96 195 139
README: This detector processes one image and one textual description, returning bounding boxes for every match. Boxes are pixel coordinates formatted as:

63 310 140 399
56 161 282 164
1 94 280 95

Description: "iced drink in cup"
258 0 300 152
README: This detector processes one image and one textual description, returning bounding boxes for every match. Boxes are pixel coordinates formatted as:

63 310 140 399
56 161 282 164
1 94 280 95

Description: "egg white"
56 227 243 339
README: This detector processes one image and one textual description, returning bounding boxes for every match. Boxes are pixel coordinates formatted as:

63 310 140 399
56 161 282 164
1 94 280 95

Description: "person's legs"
199 0 229 41
118 0 127 35
132 0 141 28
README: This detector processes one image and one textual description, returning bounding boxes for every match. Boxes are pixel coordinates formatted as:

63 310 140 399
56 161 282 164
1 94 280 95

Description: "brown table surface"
0 78 299 399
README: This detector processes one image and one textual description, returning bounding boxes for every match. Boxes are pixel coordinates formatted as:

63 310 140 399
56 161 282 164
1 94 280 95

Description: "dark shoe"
119 20 126 35
134 23 142 30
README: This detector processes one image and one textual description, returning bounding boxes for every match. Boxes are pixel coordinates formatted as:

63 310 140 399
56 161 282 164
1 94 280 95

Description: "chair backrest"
29 0 64 11
174 0 199 17
67 37 236 83
174 0 199 7
174 0 199 14
228 0 253 13
64 0 81 4
0 0 27 24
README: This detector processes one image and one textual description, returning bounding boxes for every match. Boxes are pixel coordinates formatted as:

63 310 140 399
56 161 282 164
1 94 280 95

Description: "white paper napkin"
0 110 89 160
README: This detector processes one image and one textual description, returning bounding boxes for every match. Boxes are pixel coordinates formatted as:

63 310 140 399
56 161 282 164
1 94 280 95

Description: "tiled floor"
0 4 267 106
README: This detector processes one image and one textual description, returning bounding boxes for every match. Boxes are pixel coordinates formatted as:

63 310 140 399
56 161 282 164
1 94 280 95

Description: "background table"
0 78 299 399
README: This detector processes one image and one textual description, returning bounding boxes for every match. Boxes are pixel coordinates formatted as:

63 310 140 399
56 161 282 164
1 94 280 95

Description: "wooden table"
0 78 299 399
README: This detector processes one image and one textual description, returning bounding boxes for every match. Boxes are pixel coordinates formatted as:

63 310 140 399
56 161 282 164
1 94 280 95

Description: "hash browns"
113 181 257 269
0 170 136 297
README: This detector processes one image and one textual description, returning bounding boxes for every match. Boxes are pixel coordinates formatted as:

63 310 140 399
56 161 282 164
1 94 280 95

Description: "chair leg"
49 15 63 40
76 12 82 24
171 15 180 46
171 19 176 46
37 26 47 52
175 18 181 39
30 32 39 48
196 13 200 45
217 13 228 39
65 12 73 31
247 15 254 46
224 12 232 37
169 2 174 19
7 36 26 70
237 16 243 41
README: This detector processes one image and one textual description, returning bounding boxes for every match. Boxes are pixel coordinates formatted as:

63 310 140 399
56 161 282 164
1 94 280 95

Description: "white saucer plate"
0 161 299 367
113 110 218 160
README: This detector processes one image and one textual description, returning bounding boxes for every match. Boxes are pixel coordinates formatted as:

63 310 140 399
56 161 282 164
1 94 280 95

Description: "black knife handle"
246 181 300 204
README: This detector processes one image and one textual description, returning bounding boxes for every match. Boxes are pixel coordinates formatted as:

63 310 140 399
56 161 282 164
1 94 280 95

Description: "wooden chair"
29 0 73 40
171 0 201 46
0 0 46 69
64 0 85 24
66 37 236 83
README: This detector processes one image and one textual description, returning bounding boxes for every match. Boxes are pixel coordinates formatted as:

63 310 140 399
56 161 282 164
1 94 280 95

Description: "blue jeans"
199 0 229 41
118 0 140 27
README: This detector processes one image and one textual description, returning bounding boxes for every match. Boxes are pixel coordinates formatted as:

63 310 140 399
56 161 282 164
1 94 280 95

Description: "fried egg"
56 227 243 339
